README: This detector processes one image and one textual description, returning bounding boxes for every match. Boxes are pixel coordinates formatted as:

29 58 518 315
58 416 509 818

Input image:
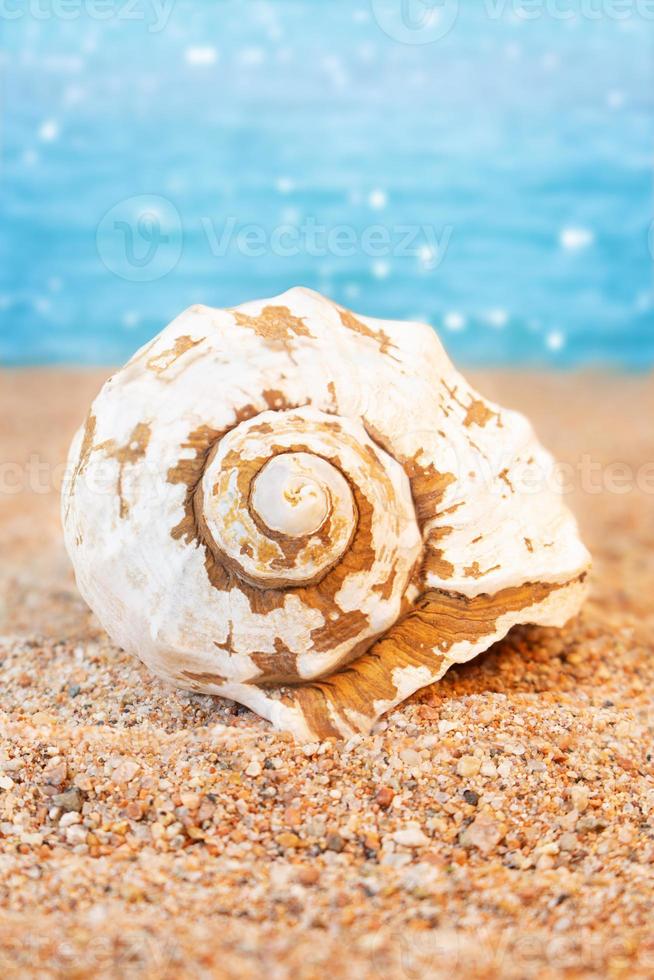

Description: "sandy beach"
1 368 653 979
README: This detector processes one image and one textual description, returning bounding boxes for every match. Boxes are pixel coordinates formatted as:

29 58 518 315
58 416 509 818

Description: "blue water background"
1 1 653 367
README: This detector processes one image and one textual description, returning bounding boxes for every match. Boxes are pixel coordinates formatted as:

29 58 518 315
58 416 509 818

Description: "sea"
1 0 653 367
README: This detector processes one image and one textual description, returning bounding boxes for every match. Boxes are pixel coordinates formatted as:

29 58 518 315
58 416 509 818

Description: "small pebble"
51 788 83 813
65 825 87 846
296 866 320 886
457 756 481 778
59 811 81 829
392 826 429 848
375 786 394 809
42 762 67 787
110 759 140 783
459 815 504 854
570 784 590 812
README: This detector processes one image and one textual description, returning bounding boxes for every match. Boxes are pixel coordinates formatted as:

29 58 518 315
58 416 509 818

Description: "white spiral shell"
62 287 591 739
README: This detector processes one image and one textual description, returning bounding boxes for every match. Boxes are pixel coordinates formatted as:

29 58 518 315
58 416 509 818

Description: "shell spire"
62 287 591 739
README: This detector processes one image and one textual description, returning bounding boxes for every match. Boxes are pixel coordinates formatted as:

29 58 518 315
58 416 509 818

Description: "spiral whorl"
176 405 423 681
199 409 361 589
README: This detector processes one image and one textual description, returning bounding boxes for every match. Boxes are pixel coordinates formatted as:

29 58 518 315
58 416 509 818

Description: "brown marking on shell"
466 435 485 458
406 458 456 529
77 412 97 471
181 670 227 686
524 537 534 553
422 526 455 580
251 639 300 684
68 412 96 504
95 422 152 519
338 308 396 358
360 419 392 452
213 622 234 652
441 501 464 517
167 401 278 543
464 398 498 428
463 561 501 579
290 613 448 739
166 415 290 610
296 480 376 653
233 306 313 350
100 422 151 467
146 335 204 375
121 337 158 374
64 411 97 522
244 421 276 439
301 452 382 652
422 549 455 580
442 380 467 413
362 418 456 531
373 566 398 601
417 578 584 651
438 391 452 418
499 468 514 492
288 575 585 738
168 423 224 545
262 389 289 411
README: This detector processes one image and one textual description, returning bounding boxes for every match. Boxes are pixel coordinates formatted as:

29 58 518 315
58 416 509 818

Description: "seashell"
62 287 591 740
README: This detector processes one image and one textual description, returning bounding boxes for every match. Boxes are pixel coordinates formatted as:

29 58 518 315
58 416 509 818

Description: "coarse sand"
1 369 653 979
